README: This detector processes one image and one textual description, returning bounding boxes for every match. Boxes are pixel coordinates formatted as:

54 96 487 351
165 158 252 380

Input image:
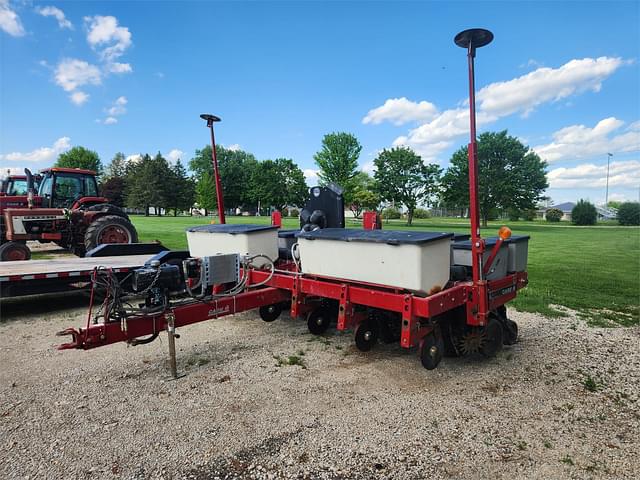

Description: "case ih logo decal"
207 305 230 318
489 285 516 299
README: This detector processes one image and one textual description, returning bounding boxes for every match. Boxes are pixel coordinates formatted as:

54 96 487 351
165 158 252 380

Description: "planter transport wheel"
419 331 444 370
0 241 31 261
354 318 379 352
479 317 503 358
259 304 282 322
307 307 332 335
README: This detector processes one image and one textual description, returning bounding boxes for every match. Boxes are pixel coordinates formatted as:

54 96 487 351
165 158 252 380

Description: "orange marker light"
498 226 512 240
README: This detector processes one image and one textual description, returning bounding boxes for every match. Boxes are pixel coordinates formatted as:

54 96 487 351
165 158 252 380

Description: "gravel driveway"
1 295 638 480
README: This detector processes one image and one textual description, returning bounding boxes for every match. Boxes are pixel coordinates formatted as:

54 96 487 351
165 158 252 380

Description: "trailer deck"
0 254 154 297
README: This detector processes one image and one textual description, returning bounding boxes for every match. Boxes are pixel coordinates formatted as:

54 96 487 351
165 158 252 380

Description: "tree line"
312 130 548 226
53 129 549 225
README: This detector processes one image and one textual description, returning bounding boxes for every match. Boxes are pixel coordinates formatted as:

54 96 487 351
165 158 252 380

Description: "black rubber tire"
307 307 332 335
502 318 518 345
419 331 445 370
479 317 503 358
84 215 139 251
354 318 379 352
0 241 31 261
259 304 282 322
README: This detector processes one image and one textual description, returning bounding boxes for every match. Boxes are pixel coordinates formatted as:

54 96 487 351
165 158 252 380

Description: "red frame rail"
58 266 527 351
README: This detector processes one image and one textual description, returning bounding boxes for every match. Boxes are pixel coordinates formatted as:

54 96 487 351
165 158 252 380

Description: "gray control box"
201 254 240 286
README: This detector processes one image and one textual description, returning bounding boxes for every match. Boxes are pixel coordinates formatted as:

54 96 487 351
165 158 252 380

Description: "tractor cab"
37 168 100 209
0 174 41 197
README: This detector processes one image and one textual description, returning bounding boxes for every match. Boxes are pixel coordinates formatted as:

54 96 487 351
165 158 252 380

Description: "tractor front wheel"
0 241 32 261
84 215 139 252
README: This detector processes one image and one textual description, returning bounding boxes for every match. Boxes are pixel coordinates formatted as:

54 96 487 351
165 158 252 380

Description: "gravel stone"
0 295 638 479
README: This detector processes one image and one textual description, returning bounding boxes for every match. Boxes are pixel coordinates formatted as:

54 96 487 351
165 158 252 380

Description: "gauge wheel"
419 331 444 370
259 304 282 322
307 307 332 335
354 318 379 352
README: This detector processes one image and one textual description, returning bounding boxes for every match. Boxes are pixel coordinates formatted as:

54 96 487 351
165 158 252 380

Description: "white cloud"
84 15 132 70
365 57 627 161
100 96 127 124
226 144 241 152
547 160 640 189
363 97 438 126
303 169 319 186
125 154 142 163
35 6 72 30
54 58 101 92
108 62 132 73
0 137 71 163
534 117 640 162
107 96 127 115
477 57 624 118
166 149 183 163
69 91 89 105
608 192 632 203
0 0 25 37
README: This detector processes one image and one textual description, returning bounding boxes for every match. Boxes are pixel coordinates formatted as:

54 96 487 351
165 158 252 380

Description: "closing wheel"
354 318 378 352
479 317 503 358
307 307 332 335
495 306 518 345
0 241 31 261
259 304 282 322
419 331 445 370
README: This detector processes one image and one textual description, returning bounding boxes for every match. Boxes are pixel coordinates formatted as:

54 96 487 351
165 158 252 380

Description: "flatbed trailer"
0 254 157 298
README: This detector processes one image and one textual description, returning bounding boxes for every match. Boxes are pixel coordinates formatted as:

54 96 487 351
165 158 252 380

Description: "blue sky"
1 0 639 205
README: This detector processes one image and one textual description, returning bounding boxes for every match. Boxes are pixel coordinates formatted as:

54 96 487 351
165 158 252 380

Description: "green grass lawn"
131 214 640 326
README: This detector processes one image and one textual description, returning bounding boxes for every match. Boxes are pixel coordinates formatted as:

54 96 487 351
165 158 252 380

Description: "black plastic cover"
278 229 299 238
452 236 508 251
509 235 530 243
186 224 279 234
296 228 453 245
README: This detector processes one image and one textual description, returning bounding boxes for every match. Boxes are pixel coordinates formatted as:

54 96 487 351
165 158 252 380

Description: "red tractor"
0 173 40 196
0 167 138 261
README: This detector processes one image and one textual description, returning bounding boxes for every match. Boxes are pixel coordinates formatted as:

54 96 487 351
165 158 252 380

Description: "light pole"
605 152 612 207
454 28 493 284
200 114 226 224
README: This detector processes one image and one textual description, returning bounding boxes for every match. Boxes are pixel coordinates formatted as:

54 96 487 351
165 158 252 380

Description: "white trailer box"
507 235 530 272
296 229 453 294
452 237 508 281
186 224 278 267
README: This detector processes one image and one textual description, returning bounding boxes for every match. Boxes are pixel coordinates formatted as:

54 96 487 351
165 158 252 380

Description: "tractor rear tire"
0 241 31 261
84 215 138 252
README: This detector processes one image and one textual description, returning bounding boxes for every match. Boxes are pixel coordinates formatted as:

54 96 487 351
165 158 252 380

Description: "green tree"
313 132 362 197
56 146 103 177
572 199 597 225
189 145 258 210
124 153 171 216
442 131 548 226
166 160 195 216
248 158 308 212
347 172 380 218
100 177 125 207
617 202 640 225
195 171 216 215
373 147 441 226
105 152 127 179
